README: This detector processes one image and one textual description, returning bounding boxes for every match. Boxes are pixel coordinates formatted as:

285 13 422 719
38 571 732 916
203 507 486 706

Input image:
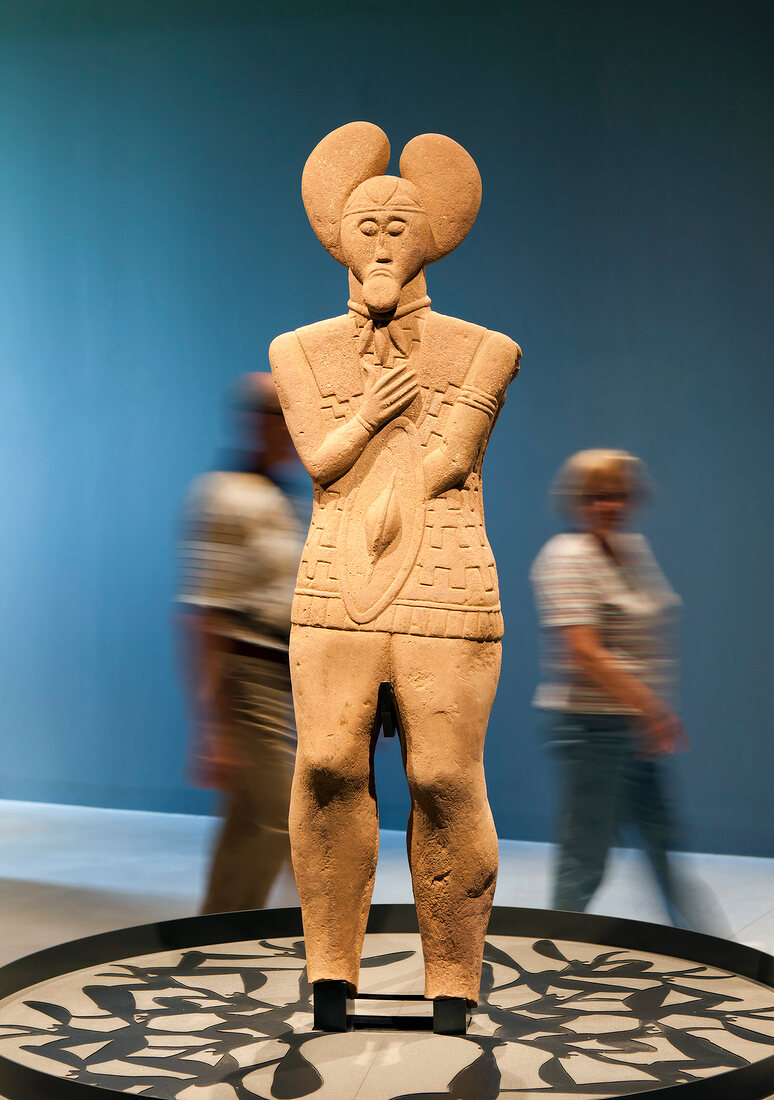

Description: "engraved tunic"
285 306 512 641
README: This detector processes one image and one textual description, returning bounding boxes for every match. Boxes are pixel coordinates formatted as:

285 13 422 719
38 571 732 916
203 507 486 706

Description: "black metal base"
312 979 350 1031
312 985 468 1034
432 996 468 1035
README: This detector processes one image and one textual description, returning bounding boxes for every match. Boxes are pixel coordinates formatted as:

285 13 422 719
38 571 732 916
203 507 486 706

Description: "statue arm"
270 331 419 488
423 331 521 498
269 331 373 487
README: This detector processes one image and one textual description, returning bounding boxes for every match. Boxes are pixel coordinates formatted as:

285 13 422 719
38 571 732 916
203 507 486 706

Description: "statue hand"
358 361 419 433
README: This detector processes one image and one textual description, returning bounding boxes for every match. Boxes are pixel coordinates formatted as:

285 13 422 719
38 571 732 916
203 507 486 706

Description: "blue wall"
1 0 772 852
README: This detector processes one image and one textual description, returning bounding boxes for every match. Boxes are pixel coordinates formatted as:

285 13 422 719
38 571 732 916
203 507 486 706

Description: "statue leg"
289 625 387 993
391 635 501 1004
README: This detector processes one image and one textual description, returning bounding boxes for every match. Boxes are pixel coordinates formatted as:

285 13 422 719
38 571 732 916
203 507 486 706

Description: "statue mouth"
364 265 394 279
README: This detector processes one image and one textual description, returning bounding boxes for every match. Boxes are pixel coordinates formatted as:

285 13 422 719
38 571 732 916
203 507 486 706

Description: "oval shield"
340 417 426 624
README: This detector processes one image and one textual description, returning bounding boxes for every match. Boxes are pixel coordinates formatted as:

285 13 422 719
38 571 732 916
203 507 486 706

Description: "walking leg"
549 720 627 913
201 652 295 914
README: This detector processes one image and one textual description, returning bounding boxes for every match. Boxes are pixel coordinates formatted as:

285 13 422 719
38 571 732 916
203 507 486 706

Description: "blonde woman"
530 450 688 920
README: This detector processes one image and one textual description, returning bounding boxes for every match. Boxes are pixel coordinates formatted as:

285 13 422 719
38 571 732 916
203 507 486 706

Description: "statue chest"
296 311 488 449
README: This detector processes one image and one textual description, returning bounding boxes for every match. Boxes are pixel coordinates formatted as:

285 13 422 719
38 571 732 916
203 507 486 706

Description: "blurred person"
530 449 700 926
178 373 303 913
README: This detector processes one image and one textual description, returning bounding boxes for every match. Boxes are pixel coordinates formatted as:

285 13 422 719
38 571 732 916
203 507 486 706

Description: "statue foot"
313 979 349 1031
432 996 468 1035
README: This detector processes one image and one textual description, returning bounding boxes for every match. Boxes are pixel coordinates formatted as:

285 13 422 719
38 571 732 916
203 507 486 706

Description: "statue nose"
376 232 392 261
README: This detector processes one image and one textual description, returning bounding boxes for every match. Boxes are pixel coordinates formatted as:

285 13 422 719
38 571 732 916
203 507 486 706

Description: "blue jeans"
545 711 685 922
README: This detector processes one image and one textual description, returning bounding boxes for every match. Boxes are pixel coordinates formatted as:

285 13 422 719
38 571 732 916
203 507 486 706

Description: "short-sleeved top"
530 532 682 714
178 471 303 650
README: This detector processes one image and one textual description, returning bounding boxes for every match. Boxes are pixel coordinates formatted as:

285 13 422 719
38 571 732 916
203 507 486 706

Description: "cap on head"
302 121 482 267
343 176 426 218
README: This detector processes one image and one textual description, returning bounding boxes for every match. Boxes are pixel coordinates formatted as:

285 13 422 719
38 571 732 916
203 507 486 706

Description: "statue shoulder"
270 314 359 403
426 312 521 383
295 314 351 343
486 329 522 369
268 330 298 372
429 311 520 358
269 315 350 367
427 310 487 342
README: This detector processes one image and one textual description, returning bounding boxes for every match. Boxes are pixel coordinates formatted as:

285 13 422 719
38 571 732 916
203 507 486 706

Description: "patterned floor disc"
0 909 773 1098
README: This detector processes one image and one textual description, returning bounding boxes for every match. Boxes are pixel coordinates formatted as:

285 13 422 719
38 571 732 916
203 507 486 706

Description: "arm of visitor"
561 623 685 755
176 476 247 789
178 606 243 788
270 331 418 488
179 607 230 717
423 331 521 498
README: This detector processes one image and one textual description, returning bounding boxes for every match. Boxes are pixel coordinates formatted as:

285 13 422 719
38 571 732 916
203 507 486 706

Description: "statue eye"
387 221 405 236
359 220 378 236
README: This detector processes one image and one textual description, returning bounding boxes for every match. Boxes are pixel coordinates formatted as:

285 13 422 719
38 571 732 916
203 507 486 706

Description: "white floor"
1 799 773 968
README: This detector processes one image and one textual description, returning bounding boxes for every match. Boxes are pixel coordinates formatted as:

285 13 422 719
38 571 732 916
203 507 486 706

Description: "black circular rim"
0 904 772 1099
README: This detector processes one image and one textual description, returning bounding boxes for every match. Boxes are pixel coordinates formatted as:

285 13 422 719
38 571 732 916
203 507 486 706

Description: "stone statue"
269 121 521 1028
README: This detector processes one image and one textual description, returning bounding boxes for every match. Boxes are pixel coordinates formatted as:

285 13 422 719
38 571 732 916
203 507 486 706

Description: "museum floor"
1 799 773 967
1 800 773 1099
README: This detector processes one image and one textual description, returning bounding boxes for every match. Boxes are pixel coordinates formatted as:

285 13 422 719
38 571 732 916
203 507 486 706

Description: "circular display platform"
0 905 773 1099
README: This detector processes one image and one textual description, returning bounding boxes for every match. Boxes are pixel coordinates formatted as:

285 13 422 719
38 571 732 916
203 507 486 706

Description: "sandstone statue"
269 121 521 1031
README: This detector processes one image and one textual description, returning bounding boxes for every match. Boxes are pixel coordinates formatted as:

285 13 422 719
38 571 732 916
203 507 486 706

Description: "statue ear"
399 134 482 264
302 122 391 264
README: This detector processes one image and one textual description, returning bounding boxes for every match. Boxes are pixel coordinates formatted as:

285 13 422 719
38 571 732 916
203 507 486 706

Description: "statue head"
339 176 430 313
301 122 482 314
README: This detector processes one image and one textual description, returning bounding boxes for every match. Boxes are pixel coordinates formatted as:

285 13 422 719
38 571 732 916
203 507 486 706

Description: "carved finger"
382 388 416 409
385 385 411 404
382 391 416 415
390 387 419 411
361 359 380 389
377 366 415 392
392 364 417 382
397 379 420 397
381 369 418 393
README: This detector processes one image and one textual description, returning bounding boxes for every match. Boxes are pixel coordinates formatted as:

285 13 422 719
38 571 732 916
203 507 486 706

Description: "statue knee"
297 744 370 804
406 754 475 813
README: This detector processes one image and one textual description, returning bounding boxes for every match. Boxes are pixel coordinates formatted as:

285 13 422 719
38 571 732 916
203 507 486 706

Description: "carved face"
339 178 431 313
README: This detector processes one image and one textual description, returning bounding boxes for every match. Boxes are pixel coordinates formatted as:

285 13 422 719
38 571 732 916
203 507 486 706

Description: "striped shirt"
530 532 681 714
178 471 303 649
